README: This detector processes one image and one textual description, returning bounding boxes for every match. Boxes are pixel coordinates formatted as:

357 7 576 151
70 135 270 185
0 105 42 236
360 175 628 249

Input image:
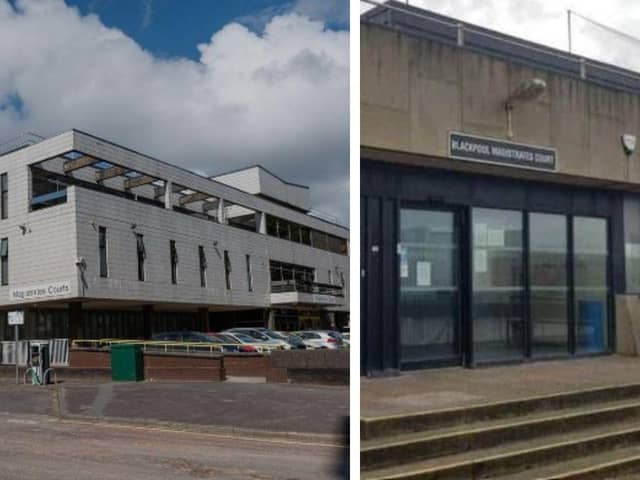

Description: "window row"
266 214 347 255
99 228 251 291
30 166 347 257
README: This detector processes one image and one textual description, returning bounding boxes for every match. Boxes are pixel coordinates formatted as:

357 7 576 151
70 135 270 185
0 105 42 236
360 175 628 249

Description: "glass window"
170 240 178 284
624 196 640 293
399 209 459 366
98 226 108 278
0 237 7 286
529 213 568 357
472 208 524 363
246 254 253 292
574 217 609 353
224 250 232 290
136 234 145 281
266 215 278 236
199 246 207 287
1 173 7 219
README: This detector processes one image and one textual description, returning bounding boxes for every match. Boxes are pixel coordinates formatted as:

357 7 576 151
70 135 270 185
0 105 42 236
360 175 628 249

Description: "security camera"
75 257 87 268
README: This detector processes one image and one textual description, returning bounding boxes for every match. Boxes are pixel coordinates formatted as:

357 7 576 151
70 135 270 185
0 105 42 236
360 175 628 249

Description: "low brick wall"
68 348 225 382
268 350 349 385
223 354 270 377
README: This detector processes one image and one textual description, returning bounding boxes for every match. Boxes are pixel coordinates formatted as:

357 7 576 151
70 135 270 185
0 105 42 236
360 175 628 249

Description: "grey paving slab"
362 355 640 418
61 381 349 436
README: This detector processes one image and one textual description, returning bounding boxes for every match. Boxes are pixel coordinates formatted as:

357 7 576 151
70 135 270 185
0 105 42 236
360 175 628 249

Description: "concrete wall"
361 23 640 186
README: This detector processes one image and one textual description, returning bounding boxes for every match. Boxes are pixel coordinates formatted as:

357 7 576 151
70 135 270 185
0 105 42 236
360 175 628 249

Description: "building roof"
363 1 640 95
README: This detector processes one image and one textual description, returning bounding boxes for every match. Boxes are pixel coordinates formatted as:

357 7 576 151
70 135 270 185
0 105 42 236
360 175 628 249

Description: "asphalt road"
0 413 347 479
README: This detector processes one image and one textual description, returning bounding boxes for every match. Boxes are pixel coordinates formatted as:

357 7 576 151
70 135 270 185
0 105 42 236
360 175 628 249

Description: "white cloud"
0 0 349 223
362 0 640 73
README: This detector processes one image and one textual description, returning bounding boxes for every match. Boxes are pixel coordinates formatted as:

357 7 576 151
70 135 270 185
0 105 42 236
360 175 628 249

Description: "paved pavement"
0 413 346 479
362 355 640 418
0 381 349 479
60 381 349 436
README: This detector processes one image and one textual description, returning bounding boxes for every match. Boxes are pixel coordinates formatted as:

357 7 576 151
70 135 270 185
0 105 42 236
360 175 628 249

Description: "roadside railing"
71 339 286 355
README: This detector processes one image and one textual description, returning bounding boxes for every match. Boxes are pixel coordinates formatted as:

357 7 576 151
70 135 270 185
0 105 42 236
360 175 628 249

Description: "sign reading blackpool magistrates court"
449 132 557 171
10 281 72 302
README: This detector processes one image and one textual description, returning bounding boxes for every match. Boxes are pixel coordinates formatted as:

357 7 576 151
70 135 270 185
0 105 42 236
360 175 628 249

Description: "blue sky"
64 0 349 60
0 0 350 223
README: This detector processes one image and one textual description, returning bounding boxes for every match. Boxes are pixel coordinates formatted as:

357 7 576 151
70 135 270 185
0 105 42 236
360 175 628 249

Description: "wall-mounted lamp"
622 134 637 157
505 78 547 139
18 224 30 235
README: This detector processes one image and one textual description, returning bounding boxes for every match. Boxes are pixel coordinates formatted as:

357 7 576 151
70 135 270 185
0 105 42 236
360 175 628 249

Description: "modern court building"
362 2 640 373
0 130 349 343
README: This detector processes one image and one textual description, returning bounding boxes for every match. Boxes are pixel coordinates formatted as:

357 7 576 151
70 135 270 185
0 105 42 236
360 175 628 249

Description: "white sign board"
416 261 432 287
10 281 72 302
7 311 24 326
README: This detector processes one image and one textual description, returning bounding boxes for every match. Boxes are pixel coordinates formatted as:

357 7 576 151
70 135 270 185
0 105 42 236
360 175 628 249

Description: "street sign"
8 310 24 326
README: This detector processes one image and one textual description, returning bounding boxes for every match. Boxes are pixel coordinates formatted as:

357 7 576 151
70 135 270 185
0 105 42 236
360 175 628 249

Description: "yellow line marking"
56 417 346 449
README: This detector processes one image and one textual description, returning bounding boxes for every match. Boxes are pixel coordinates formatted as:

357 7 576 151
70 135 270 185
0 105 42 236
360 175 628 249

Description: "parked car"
295 330 344 349
342 332 350 348
220 332 275 354
224 328 292 350
150 330 237 352
275 331 307 350
251 327 306 349
206 332 259 353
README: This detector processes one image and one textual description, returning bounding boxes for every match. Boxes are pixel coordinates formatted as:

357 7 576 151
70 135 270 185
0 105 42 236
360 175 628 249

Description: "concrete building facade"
0 130 349 342
361 2 640 373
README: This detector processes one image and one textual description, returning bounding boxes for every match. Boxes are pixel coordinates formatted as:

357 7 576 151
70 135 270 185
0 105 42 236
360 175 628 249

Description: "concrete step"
361 419 640 480
362 398 640 470
361 382 640 441
494 444 640 479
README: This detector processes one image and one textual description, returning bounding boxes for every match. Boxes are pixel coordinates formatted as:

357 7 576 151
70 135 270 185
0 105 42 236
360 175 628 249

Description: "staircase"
361 383 640 479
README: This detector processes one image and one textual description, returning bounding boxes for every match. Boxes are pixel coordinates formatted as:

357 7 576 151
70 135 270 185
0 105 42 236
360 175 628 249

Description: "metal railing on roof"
361 0 640 93
0 132 45 157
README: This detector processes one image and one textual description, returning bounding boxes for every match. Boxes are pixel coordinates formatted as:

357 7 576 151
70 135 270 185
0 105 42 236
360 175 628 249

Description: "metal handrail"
70 339 285 354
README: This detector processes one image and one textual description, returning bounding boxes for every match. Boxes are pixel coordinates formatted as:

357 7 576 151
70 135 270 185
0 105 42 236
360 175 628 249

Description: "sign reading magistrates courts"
449 132 556 172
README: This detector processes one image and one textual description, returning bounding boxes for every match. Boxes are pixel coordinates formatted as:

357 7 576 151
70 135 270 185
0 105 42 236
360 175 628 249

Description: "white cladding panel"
0 133 80 306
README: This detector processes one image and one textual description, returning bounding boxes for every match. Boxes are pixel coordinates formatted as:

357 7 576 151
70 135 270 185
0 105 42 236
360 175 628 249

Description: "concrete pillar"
164 180 172 209
217 199 227 224
266 309 275 330
197 307 209 332
68 302 82 340
258 212 267 234
142 305 153 339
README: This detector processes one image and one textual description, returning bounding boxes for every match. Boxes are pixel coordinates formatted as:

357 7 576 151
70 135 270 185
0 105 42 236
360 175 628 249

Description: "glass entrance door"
472 208 525 363
398 208 461 368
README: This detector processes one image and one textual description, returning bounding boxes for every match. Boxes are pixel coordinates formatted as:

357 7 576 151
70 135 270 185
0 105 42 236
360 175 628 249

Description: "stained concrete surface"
362 355 640 418
0 413 346 479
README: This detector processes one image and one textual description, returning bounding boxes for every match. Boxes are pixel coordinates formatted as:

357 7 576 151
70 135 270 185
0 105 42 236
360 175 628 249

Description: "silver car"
296 330 343 349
